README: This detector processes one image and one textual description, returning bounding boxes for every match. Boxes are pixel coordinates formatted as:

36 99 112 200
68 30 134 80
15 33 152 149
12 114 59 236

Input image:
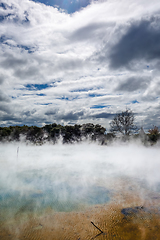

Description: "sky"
0 0 160 130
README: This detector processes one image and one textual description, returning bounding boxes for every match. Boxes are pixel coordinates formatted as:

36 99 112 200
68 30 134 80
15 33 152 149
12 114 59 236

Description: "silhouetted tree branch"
110 109 137 136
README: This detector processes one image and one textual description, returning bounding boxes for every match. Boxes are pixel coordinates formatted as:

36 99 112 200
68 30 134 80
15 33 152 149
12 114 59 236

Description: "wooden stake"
91 221 103 233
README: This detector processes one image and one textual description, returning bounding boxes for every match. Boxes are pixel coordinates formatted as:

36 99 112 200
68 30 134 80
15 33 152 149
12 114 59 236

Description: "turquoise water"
0 168 111 220
1 142 160 220
1 173 160 222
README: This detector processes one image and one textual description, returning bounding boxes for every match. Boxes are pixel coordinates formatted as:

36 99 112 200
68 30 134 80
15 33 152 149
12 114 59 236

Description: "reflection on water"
0 143 160 239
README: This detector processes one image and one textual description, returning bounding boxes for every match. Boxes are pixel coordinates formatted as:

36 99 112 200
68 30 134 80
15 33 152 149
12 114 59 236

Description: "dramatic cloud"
109 18 160 69
115 76 151 92
91 112 114 119
0 0 160 130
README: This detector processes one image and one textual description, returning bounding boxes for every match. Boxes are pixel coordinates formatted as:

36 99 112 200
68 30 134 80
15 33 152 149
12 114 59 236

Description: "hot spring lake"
1 142 160 239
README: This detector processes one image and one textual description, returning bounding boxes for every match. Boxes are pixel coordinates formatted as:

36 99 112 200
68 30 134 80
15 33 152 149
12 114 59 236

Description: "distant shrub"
148 126 160 142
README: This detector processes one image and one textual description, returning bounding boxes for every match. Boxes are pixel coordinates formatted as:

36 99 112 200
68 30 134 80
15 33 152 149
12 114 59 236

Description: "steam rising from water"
0 142 160 216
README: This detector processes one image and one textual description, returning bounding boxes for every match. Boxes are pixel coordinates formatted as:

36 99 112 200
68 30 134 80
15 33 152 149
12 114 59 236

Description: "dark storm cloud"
1 53 28 70
115 76 150 92
0 108 45 126
0 114 20 121
14 66 40 79
45 110 84 121
0 104 11 113
91 112 115 119
58 111 84 121
109 18 160 69
45 110 57 116
23 109 37 117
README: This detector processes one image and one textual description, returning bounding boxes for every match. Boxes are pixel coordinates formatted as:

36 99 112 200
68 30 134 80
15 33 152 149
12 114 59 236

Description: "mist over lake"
1 142 160 206
1 142 160 239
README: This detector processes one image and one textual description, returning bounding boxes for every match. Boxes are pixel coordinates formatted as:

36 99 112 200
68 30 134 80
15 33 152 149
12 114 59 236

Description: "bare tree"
110 109 137 136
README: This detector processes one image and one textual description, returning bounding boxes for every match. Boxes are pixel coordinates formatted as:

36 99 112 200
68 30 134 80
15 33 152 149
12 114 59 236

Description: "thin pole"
17 146 19 159
91 221 103 233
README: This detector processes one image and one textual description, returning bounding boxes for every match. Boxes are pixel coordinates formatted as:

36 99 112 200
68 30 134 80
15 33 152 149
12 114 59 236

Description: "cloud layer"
0 0 160 130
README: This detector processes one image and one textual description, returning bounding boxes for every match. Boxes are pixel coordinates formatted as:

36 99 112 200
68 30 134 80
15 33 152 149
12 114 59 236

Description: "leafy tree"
26 126 43 142
148 126 159 142
61 125 82 143
12 126 20 141
0 123 107 144
0 127 11 140
110 109 137 136
94 124 106 135
81 123 95 137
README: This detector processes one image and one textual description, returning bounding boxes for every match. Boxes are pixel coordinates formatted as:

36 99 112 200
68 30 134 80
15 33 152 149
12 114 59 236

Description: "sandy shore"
1 188 160 240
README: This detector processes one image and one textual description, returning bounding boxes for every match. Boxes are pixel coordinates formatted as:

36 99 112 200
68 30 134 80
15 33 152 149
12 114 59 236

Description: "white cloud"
0 0 160 130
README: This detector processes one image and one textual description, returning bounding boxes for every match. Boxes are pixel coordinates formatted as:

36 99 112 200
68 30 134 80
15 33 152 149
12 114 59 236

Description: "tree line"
0 123 107 144
0 110 159 144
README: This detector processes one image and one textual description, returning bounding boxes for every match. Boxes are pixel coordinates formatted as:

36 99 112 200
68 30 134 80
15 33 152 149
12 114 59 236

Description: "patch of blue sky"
60 96 69 100
36 93 46 96
35 102 52 105
126 100 140 105
0 37 33 53
31 0 91 14
0 11 29 24
90 105 106 109
0 3 7 9
0 3 13 10
57 96 79 101
25 84 51 91
17 45 36 53
132 100 139 104
88 93 105 98
22 93 36 96
70 87 94 93
0 15 7 22
90 105 111 109
0 35 8 43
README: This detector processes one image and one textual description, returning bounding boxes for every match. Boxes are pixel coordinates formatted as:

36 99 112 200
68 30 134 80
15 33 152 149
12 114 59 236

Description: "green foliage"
81 123 106 142
0 127 11 140
94 124 106 135
148 126 159 142
0 119 159 145
26 126 43 142
62 125 82 143
0 123 107 144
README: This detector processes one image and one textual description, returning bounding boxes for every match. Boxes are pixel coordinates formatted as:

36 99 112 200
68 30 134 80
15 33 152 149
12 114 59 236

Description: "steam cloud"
0 142 160 216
